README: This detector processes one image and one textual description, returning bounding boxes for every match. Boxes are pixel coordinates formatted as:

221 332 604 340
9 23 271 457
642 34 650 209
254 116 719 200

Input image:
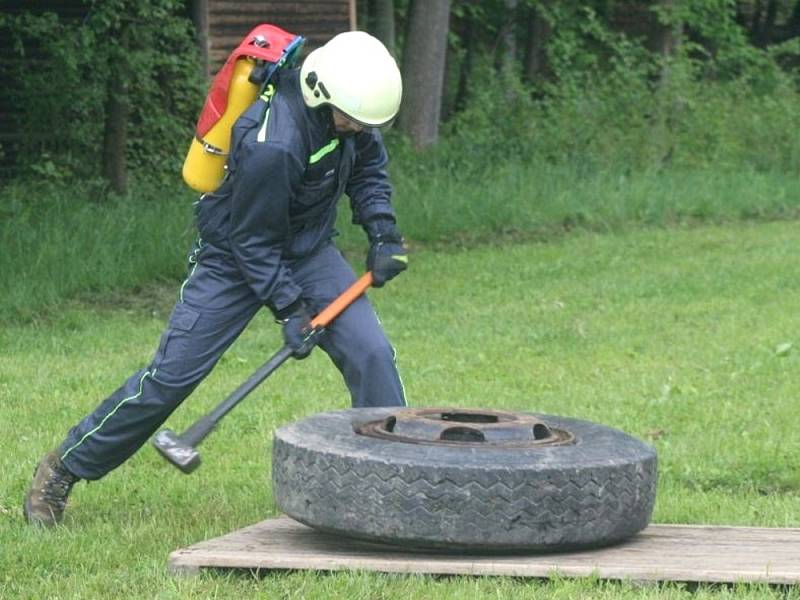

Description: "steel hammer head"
153 429 201 474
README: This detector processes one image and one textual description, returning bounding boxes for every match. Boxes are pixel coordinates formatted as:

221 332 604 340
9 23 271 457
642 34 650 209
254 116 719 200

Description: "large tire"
272 408 657 552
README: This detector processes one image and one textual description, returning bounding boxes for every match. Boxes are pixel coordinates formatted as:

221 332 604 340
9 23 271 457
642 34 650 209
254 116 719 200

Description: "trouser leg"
292 244 406 408
59 241 261 480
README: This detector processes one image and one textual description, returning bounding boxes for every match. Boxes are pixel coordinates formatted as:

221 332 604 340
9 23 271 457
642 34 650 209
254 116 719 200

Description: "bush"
0 0 204 182
420 5 800 176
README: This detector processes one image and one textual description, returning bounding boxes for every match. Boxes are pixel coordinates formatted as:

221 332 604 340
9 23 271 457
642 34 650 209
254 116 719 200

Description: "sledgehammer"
152 272 374 474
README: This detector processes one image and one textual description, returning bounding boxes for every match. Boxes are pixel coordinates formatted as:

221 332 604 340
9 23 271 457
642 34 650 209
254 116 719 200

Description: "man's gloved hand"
276 301 316 359
367 229 408 288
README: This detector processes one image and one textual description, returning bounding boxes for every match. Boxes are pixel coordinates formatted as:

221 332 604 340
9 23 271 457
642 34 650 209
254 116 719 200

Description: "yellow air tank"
182 57 259 193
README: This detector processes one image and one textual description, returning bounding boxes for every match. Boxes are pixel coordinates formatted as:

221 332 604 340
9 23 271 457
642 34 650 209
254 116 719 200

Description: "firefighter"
24 31 407 527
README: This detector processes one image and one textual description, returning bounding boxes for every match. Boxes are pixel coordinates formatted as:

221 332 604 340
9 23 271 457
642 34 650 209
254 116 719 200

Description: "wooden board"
169 516 800 584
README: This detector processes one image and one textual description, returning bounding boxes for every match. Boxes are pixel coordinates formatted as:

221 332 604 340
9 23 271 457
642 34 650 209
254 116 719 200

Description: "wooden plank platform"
169 515 800 584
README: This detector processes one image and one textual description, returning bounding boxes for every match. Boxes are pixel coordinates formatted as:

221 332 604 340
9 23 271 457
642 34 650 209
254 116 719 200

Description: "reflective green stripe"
309 139 339 164
392 345 408 407
391 255 408 264
179 240 203 303
260 83 275 102
60 369 156 462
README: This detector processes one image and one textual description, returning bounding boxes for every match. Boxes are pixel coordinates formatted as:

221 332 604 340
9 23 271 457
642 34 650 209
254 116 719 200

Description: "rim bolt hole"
533 423 552 440
440 427 486 443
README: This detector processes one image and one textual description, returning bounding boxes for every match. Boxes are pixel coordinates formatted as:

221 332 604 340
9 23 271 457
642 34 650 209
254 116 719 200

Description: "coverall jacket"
58 69 406 480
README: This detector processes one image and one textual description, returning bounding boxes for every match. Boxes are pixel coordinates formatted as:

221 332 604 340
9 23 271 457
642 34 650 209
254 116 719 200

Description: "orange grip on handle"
310 272 373 329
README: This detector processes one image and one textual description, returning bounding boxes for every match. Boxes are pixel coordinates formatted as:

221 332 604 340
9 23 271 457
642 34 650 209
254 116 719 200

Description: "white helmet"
301 31 402 127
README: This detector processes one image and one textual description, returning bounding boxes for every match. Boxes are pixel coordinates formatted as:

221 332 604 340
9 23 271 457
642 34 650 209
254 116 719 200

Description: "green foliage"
2 0 799 188
1 0 204 181
429 2 800 175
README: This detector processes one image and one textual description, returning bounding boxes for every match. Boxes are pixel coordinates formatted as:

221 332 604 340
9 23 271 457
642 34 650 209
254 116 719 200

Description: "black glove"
276 301 316 359
367 229 408 288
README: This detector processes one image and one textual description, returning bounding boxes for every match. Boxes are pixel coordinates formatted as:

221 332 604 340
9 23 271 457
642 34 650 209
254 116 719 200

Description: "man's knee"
353 336 397 370
148 369 201 401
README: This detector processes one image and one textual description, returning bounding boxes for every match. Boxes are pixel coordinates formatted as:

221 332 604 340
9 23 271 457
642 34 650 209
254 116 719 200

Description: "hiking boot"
23 451 80 527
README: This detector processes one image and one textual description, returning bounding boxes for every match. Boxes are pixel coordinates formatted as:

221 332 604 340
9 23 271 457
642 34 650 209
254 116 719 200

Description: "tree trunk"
369 0 396 56
397 0 451 148
657 5 681 58
655 0 682 85
750 0 764 42
190 0 210 79
755 0 778 46
454 7 474 112
655 0 683 167
790 0 800 38
440 27 457 122
523 4 550 83
498 0 518 74
102 82 129 195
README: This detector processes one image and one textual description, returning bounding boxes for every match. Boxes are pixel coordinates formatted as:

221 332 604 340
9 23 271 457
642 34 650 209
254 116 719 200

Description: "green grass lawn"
1 221 799 598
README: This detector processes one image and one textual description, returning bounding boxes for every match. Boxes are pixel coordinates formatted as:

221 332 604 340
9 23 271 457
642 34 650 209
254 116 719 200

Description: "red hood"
196 24 299 138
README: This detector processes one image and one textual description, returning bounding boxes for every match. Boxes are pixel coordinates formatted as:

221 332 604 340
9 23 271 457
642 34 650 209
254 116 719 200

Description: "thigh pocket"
152 304 201 375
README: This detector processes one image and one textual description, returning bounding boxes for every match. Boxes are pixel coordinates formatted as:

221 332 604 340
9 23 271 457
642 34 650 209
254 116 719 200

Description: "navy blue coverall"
58 69 406 481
